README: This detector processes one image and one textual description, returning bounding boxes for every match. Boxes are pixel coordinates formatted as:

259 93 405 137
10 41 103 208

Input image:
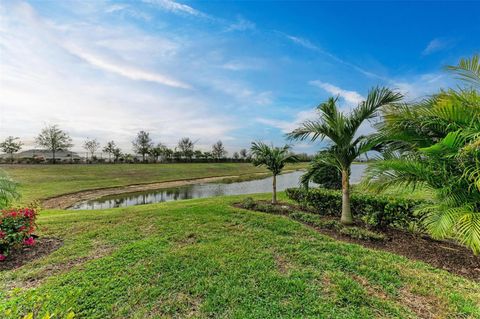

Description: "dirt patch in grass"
0 237 63 271
234 201 480 282
399 287 448 319
274 253 293 275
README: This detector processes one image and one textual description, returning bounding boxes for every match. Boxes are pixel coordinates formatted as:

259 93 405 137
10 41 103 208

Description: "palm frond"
0 170 20 209
446 54 480 87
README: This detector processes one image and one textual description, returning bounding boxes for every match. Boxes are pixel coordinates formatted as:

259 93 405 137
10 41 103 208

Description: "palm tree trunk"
272 174 277 204
341 169 353 225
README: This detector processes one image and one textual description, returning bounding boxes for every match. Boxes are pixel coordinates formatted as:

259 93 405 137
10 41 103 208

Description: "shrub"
286 187 425 229
239 197 256 210
0 208 37 260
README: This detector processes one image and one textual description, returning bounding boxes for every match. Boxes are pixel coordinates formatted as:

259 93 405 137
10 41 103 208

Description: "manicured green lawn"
1 194 478 318
0 163 306 203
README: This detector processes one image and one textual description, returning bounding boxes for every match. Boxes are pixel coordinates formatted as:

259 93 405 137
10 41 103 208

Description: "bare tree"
84 138 100 161
232 152 240 160
35 125 73 164
211 140 227 160
0 136 23 163
132 131 153 162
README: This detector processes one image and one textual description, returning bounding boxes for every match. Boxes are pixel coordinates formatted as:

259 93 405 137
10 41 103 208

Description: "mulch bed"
234 201 480 281
0 237 63 271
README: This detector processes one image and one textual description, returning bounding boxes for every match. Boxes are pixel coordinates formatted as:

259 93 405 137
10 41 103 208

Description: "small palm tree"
288 87 403 224
250 142 298 204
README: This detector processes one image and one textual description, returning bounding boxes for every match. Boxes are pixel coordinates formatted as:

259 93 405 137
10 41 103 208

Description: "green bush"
239 197 256 210
286 187 425 229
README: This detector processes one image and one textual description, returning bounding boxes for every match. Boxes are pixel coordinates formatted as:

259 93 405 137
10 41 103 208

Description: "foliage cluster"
285 188 424 230
0 208 37 260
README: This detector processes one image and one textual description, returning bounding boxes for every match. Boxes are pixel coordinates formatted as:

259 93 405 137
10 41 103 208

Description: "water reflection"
70 165 366 210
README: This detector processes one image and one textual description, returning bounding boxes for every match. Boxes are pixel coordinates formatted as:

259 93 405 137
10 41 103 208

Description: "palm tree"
365 55 480 253
288 87 403 224
250 142 298 204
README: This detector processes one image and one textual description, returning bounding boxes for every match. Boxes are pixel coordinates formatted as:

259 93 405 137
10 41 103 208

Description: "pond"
70 164 367 210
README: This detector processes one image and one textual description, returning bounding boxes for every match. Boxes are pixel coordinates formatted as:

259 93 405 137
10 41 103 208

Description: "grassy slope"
0 163 306 203
1 194 478 318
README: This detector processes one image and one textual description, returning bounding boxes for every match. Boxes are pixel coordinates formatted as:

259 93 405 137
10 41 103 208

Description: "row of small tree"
0 127 251 164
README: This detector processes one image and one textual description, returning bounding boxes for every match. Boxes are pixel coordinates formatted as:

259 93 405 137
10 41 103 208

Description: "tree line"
1 129 313 164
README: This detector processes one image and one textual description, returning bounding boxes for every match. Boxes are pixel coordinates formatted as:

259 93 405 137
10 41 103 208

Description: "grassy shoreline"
0 163 307 204
1 193 479 318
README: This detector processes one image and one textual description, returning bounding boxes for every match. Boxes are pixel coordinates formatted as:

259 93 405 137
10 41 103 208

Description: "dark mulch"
0 237 63 271
318 222 480 281
234 201 480 281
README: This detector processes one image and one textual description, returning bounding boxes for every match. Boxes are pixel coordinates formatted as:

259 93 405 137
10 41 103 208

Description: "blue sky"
0 0 479 154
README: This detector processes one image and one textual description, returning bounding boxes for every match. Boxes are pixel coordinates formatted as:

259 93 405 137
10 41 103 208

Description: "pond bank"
42 175 240 209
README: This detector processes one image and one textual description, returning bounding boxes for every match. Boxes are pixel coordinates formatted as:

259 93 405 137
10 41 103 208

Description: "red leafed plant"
0 208 37 261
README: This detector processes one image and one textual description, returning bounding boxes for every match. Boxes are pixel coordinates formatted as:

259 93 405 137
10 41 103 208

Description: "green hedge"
285 187 426 229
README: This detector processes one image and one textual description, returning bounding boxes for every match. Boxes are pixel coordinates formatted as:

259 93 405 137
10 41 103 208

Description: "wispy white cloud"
143 0 208 18
220 57 264 71
284 34 319 51
391 73 449 100
256 110 316 133
226 16 255 32
283 33 386 80
64 43 191 89
0 1 237 152
422 38 453 56
105 4 152 21
309 81 364 106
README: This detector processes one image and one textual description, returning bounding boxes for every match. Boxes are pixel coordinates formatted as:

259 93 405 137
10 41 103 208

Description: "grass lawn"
1 193 479 318
0 163 307 204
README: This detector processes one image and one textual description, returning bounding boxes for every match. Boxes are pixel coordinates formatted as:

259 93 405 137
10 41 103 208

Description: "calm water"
70 164 367 210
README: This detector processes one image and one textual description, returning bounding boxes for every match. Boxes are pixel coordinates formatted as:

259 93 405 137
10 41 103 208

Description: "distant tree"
132 131 153 162
232 152 240 160
177 137 194 161
211 140 227 160
149 143 166 163
103 141 117 162
203 151 213 160
84 138 100 161
239 148 248 159
112 147 122 163
0 136 23 163
194 150 204 160
173 151 182 161
250 142 298 204
35 125 73 164
163 147 174 161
